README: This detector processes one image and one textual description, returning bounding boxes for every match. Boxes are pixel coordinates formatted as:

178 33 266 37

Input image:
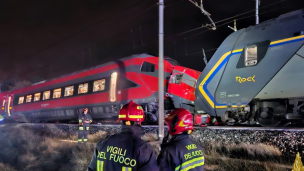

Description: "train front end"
167 66 210 126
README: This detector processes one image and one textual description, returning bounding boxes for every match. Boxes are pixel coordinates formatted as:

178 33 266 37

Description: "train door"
6 94 13 116
109 72 118 102
2 96 6 115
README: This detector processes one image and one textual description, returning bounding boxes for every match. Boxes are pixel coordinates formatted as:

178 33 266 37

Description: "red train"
0 53 206 125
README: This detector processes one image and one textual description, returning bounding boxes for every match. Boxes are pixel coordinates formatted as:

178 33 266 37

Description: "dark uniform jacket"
157 134 204 171
87 125 159 171
78 113 92 131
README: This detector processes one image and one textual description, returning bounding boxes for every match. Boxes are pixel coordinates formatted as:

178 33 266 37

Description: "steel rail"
3 123 304 132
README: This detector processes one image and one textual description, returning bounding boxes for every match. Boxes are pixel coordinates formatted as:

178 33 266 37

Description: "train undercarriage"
218 98 304 127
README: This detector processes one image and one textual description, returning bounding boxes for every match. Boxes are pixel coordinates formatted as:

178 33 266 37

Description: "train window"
110 72 118 102
184 79 196 87
93 107 98 114
78 83 88 94
7 95 11 116
105 107 110 113
43 91 51 100
18 97 24 104
141 62 155 72
26 95 32 103
245 44 257 66
98 107 104 113
93 79 105 92
53 88 61 99
169 74 183 84
65 86 74 97
34 93 41 102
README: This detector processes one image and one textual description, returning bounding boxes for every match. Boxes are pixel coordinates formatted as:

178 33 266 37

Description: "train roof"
241 9 303 33
145 52 179 66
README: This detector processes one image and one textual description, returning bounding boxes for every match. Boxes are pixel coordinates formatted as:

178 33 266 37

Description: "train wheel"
256 109 281 127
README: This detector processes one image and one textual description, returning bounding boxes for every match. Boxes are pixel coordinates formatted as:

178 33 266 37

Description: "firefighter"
87 101 159 171
78 107 92 144
157 108 205 171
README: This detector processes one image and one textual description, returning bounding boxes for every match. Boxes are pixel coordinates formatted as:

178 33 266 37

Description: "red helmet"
83 107 88 112
119 101 145 122
165 108 193 135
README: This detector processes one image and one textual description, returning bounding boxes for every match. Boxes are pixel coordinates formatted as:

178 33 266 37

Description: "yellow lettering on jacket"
106 146 127 156
184 150 203 160
185 144 197 150
106 146 136 167
97 151 107 159
108 154 137 166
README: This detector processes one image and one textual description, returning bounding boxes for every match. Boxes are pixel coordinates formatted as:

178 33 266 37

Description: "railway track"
3 122 304 132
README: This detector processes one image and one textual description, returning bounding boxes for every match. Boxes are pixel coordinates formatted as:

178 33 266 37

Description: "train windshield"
169 73 183 84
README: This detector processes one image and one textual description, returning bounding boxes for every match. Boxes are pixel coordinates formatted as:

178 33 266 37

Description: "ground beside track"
3 123 304 158
0 123 301 170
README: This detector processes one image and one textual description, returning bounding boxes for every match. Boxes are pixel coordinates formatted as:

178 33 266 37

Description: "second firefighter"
158 108 205 171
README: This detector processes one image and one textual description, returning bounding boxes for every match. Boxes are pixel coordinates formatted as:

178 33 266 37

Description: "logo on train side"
41 103 49 107
235 75 255 83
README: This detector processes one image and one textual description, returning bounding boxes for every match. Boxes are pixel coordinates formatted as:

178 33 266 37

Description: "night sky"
0 0 304 88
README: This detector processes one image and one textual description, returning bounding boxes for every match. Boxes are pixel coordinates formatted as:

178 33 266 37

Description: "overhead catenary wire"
166 0 185 7
184 5 291 56
214 0 286 24
185 47 218 56
172 0 288 38
18 0 286 62
18 0 294 76
69 2 291 63
188 0 216 30
235 6 291 22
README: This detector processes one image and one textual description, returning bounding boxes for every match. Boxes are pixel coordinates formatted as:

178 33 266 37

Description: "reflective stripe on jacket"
157 134 204 171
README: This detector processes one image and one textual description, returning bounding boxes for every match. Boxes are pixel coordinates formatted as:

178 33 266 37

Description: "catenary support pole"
256 0 259 24
158 0 164 141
